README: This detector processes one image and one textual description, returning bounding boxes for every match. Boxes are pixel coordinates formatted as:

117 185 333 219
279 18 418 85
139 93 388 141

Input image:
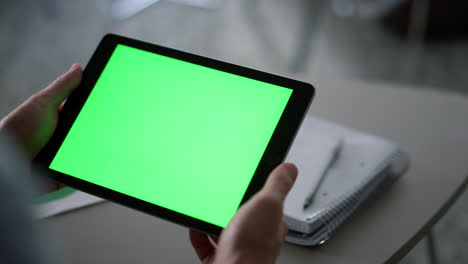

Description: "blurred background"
1 0 467 262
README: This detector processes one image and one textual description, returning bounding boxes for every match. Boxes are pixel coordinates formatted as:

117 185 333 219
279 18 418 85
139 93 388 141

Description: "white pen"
303 139 343 210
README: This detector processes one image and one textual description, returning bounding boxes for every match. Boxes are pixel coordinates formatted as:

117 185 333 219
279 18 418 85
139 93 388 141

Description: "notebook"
285 128 343 203
284 117 409 246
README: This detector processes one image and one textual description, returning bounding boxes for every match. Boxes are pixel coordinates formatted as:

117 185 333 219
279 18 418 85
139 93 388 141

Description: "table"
47 78 468 263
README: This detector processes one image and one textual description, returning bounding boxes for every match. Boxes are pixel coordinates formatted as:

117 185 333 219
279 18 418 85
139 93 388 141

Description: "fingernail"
282 163 298 182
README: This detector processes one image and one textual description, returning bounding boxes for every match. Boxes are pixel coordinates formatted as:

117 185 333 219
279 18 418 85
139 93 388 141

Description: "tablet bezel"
35 34 315 236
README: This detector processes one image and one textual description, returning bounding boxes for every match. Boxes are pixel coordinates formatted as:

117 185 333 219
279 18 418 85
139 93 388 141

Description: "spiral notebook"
284 117 409 246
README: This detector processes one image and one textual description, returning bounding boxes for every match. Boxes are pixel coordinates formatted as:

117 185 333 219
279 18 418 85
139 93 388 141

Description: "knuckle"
255 193 282 211
28 92 48 108
277 173 294 189
55 73 70 85
268 173 293 197
29 92 44 105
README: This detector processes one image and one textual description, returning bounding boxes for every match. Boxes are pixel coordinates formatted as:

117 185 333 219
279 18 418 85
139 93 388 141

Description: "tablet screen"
49 44 292 227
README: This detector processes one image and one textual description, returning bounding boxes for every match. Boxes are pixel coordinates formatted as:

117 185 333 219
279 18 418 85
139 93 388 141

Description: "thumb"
261 163 298 202
35 64 82 108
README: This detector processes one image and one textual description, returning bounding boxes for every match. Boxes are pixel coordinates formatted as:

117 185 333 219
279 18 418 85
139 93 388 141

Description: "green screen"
50 44 292 227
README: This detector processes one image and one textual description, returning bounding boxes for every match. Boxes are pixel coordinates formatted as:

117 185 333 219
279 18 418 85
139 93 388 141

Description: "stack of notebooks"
284 117 409 246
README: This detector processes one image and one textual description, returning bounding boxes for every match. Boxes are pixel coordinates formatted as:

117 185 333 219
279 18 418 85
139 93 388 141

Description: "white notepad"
284 117 409 246
285 126 343 205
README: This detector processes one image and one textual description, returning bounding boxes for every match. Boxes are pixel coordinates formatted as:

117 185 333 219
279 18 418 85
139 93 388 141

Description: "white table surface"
46 78 468 264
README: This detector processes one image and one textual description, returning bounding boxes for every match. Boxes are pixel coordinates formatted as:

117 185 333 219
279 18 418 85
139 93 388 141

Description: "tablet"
35 34 314 235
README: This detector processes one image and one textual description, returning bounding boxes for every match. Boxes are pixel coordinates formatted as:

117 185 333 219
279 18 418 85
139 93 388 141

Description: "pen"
303 139 343 210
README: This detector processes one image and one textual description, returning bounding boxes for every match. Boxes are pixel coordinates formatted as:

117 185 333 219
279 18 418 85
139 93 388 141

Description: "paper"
35 188 105 219
285 123 343 206
284 117 402 223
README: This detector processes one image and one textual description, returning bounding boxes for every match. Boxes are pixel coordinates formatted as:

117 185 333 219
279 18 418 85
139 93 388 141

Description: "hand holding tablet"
191 163 298 264
0 64 82 160
34 34 315 236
